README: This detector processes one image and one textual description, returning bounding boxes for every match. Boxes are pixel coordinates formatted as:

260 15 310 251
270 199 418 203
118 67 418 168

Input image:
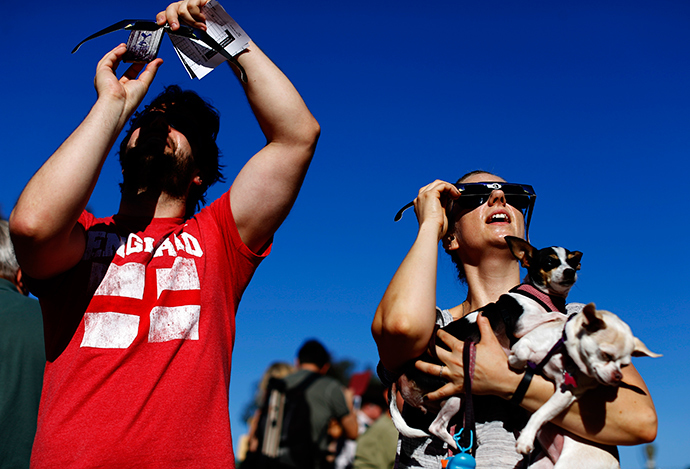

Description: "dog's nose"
612 370 623 382
563 269 575 281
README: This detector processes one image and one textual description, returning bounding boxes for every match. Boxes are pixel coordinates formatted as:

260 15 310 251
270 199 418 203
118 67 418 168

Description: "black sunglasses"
394 182 537 236
130 108 209 144
72 20 248 83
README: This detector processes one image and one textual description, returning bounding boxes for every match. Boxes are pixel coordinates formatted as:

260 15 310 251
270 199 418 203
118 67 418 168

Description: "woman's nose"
488 190 507 206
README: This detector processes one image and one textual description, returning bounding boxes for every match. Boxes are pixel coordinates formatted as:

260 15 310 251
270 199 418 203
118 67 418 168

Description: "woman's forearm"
518 364 657 445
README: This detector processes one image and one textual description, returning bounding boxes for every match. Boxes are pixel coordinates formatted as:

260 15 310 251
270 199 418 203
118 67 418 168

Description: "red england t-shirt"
30 190 269 468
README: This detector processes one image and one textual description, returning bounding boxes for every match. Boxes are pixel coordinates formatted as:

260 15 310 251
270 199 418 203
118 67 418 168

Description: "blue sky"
1 1 689 468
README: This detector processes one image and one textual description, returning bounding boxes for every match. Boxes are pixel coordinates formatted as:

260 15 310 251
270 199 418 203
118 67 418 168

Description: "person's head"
360 381 387 420
443 170 535 282
0 220 27 295
255 361 295 406
119 85 224 218
297 339 331 371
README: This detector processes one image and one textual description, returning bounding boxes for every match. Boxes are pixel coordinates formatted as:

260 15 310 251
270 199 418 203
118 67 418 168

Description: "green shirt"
0 278 45 468
354 415 398 469
284 369 350 453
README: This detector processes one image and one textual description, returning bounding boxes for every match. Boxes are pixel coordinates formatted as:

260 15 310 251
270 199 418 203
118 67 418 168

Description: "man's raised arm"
159 1 321 254
10 46 163 279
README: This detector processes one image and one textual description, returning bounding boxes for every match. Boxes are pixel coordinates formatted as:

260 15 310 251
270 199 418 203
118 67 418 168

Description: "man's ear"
442 233 459 251
15 269 28 296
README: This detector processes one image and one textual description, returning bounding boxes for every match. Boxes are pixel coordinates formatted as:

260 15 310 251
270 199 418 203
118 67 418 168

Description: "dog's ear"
632 338 662 358
582 303 606 332
568 251 583 271
505 236 534 268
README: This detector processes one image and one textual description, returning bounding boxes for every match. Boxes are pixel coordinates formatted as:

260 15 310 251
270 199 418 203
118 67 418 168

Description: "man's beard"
120 140 196 200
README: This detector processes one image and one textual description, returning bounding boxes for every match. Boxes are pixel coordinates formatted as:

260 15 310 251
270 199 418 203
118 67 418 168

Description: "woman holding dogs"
372 171 657 468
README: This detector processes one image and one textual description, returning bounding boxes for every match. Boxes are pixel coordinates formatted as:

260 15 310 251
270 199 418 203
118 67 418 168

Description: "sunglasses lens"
453 184 533 212
505 195 530 210
456 195 487 210
396 182 535 225
133 109 201 142
132 111 157 128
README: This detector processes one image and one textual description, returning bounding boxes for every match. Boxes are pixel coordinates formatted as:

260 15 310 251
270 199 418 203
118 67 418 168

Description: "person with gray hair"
0 219 44 468
0 220 21 281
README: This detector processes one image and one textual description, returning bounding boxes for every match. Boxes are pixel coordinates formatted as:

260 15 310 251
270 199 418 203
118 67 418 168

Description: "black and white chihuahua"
390 236 583 449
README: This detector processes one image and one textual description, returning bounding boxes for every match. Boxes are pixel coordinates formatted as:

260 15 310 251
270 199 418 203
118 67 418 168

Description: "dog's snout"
563 269 576 281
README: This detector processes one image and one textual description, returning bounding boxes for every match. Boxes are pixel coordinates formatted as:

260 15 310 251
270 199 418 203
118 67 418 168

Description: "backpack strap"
259 371 322 462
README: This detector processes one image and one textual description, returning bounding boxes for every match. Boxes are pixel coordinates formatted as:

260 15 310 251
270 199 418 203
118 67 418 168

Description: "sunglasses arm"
523 198 535 240
72 20 248 84
72 20 156 54
394 201 415 222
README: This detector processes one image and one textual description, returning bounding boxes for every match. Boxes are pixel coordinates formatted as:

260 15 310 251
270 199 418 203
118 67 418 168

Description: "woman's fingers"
423 382 460 402
413 180 460 236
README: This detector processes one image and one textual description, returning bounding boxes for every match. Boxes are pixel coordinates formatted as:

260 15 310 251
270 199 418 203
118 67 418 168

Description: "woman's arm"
372 180 459 373
521 362 657 445
417 314 657 445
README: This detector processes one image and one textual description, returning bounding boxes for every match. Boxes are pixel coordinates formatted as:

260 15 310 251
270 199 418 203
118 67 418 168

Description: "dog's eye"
544 257 559 270
601 352 614 362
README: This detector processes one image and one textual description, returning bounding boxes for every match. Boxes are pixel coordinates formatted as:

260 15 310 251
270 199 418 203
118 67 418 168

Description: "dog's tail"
389 382 432 440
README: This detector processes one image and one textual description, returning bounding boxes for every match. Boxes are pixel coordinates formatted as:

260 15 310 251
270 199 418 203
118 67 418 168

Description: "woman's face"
450 172 526 256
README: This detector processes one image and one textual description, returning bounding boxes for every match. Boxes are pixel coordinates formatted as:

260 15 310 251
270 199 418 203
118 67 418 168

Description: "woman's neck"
458 256 521 316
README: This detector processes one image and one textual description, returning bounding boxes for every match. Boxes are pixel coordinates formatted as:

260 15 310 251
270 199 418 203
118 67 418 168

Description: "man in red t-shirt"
9 1 320 467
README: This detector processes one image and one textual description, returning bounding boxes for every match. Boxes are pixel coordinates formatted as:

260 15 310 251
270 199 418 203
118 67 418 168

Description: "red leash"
460 340 477 454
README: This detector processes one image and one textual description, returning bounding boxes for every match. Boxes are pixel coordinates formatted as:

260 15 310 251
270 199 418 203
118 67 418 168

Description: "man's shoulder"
0 279 39 307
314 374 341 387
284 369 323 387
284 370 342 392
308 375 348 403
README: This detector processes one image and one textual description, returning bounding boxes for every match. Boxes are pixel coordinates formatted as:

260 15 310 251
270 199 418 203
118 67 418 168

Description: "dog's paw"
508 354 526 369
515 435 535 455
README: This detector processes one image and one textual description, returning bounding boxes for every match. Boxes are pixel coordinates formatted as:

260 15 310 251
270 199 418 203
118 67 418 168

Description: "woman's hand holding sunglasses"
413 180 461 240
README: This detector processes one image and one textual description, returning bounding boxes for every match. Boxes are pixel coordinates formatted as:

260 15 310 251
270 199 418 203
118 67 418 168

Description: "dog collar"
511 284 567 314
527 313 578 376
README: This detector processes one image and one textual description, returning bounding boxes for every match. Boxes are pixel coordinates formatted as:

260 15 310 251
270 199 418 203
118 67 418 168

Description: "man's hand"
94 44 163 127
157 0 209 31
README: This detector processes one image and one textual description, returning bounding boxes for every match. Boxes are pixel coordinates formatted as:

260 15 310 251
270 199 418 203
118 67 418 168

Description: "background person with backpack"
249 339 358 469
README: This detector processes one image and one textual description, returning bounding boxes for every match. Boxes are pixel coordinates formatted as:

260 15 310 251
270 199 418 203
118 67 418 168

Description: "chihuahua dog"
390 236 583 449
510 302 660 468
